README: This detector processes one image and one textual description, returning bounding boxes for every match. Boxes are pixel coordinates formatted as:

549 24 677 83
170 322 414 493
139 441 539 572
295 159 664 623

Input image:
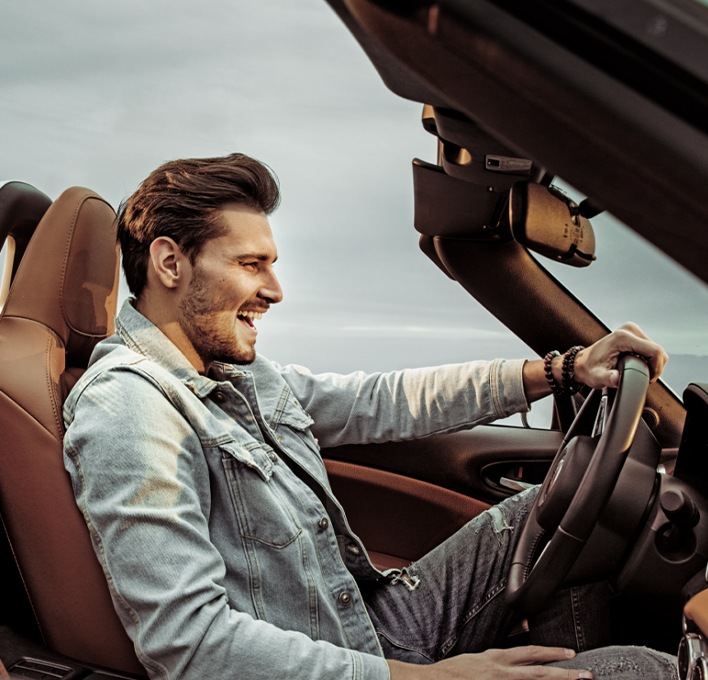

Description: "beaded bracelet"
543 350 563 395
562 345 585 395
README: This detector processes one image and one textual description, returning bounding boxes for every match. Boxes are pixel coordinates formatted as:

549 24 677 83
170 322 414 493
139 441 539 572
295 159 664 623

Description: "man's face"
178 203 282 367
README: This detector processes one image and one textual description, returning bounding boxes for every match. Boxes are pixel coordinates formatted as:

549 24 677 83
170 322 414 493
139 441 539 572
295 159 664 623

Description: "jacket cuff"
351 650 391 680
491 358 529 419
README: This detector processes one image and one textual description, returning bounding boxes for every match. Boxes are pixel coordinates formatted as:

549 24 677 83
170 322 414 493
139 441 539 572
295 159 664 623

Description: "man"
63 153 675 680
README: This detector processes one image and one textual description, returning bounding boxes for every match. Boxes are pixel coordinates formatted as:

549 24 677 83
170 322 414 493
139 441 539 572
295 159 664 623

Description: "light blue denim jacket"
63 300 528 680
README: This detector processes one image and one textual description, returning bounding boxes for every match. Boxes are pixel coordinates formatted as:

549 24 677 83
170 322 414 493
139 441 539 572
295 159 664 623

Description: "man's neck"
136 292 209 374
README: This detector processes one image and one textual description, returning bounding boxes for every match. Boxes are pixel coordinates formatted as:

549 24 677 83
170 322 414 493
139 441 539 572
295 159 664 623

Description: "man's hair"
117 153 280 297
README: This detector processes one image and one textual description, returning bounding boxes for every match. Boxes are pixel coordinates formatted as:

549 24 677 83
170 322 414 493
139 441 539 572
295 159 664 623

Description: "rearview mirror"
509 182 596 267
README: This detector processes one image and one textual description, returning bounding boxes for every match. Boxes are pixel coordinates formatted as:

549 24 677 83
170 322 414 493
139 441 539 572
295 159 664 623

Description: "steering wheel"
506 354 650 614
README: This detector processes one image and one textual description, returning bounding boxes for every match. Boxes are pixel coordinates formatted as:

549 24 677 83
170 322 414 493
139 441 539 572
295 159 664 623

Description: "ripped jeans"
361 487 678 679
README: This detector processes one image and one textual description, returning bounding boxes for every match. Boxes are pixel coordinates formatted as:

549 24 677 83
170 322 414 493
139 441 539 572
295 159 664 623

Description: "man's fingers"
576 323 669 388
484 647 593 678
617 321 650 340
549 669 593 680
622 333 669 380
648 349 670 383
395 648 594 680
503 669 592 679
487 645 576 666
606 368 620 389
617 333 669 382
614 326 670 381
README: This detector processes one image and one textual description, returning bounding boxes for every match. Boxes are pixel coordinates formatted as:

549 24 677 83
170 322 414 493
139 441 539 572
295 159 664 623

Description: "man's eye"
242 261 258 269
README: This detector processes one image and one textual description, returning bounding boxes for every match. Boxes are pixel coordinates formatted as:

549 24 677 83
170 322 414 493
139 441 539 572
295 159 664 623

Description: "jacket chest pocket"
270 392 329 486
220 443 301 548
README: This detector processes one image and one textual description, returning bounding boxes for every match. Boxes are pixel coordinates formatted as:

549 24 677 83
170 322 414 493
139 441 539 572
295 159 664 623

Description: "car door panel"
325 459 491 567
322 424 562 565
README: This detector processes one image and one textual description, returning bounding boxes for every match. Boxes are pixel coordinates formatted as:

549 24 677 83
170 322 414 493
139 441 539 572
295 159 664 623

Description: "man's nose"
260 269 283 304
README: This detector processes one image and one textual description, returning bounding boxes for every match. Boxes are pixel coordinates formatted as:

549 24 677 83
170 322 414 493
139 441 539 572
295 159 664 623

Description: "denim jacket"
63 300 528 680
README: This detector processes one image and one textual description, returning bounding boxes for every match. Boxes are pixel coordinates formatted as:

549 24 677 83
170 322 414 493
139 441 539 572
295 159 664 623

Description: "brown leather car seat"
0 186 145 675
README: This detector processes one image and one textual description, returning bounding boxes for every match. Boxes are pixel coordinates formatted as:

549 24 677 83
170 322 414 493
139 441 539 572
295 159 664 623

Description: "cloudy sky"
2 0 708 423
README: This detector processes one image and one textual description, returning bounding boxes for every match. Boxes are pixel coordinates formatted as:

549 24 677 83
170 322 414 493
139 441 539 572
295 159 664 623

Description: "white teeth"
239 311 264 320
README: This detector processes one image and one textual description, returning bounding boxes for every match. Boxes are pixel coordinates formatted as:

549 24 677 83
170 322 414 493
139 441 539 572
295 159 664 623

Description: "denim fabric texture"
363 490 541 663
63 300 529 680
548 646 678 679
364 487 677 678
364 488 609 661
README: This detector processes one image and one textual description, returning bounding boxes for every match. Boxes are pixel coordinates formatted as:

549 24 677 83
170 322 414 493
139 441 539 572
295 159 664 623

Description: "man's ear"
148 237 189 290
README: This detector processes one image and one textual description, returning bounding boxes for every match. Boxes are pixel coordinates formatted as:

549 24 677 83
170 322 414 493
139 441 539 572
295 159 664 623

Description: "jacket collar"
111 301 310 429
113 299 247 398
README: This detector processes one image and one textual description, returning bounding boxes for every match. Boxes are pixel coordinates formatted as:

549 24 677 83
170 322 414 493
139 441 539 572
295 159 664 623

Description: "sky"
2 0 708 425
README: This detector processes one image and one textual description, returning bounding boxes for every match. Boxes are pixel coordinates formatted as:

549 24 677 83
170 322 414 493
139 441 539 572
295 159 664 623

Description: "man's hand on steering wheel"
573 322 669 389
523 322 669 403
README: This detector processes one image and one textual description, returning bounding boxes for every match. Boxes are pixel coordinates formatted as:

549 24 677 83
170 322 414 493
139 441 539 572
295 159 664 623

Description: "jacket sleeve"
63 367 390 680
276 358 529 447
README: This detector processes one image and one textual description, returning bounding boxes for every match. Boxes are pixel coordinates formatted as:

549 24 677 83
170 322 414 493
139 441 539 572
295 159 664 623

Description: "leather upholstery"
325 459 490 565
0 188 145 674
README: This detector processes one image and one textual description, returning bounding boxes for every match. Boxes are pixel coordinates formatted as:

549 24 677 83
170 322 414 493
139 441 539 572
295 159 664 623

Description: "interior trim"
324 459 490 563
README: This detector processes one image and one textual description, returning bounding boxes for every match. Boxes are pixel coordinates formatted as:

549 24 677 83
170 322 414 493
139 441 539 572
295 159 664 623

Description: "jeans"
362 487 678 679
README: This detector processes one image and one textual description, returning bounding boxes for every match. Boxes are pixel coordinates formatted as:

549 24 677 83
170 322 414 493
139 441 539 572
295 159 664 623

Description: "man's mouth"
237 309 265 330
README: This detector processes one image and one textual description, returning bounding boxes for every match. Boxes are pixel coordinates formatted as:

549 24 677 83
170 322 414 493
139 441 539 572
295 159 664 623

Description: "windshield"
543 181 708 400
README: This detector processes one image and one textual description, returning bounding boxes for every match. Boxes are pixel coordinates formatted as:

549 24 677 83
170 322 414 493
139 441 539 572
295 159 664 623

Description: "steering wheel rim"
506 354 650 614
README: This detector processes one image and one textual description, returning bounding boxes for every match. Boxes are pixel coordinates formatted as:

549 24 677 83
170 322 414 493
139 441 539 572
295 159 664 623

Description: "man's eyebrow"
234 253 278 263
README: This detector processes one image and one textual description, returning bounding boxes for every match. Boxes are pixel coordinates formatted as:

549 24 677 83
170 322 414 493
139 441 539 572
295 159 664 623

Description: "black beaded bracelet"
543 350 563 395
561 345 585 395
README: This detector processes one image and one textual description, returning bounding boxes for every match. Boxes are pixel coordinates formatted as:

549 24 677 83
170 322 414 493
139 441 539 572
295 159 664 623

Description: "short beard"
178 265 256 367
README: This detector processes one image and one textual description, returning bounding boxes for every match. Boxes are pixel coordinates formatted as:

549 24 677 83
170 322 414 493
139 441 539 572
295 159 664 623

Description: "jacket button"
339 592 351 606
212 391 225 403
318 517 329 530
269 452 278 462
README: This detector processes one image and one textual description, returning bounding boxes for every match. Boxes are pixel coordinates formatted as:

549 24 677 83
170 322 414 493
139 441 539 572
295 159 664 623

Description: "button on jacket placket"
209 381 265 443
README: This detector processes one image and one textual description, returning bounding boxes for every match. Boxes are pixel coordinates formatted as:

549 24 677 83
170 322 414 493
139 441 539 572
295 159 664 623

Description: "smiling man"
139 202 281 371
63 153 676 680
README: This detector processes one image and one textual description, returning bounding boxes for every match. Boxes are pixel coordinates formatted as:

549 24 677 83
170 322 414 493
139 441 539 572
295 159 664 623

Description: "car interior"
2 0 708 678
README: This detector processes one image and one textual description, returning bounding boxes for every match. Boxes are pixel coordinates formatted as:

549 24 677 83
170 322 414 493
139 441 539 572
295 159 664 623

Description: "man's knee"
547 645 678 679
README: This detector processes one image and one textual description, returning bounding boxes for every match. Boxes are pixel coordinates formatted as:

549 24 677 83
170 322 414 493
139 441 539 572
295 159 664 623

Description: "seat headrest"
1 187 120 366
0 181 53 283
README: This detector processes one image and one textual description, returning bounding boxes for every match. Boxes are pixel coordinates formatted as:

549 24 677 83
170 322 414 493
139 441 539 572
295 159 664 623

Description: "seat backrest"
0 186 144 675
